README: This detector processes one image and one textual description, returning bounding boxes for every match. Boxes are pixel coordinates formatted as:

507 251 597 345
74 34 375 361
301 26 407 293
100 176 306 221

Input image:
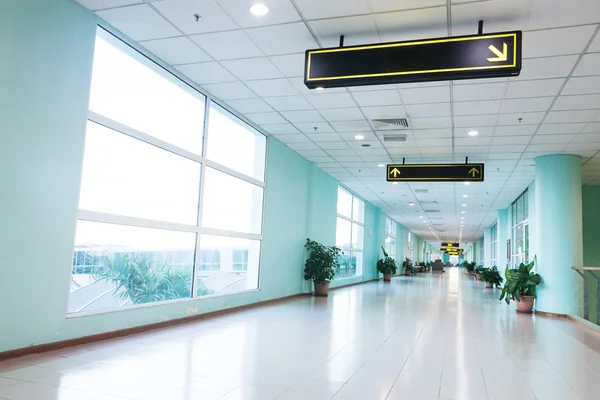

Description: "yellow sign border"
306 33 518 82
386 164 484 182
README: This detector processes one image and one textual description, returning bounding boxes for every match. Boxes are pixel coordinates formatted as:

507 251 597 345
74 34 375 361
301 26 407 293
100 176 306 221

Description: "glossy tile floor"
2 268 600 400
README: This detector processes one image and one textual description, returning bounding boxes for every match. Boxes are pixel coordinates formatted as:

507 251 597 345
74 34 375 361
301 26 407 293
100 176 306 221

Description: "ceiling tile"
405 103 451 118
416 138 453 147
553 94 600 111
401 86 451 104
176 62 236 84
78 0 141 10
362 105 406 120
455 137 493 146
270 54 305 77
573 53 600 77
573 133 600 143
353 90 403 107
589 31 600 53
526 143 566 152
246 23 318 55
318 142 352 150
294 0 371 19
411 129 453 139
531 134 573 144
452 83 506 101
189 30 263 60
226 98 273 113
141 37 212 65
264 96 314 111
305 133 343 142
338 132 378 141
280 110 324 123
451 0 531 36
369 0 446 12
375 7 448 42
152 0 238 35
512 55 579 81
246 112 287 125
522 25 597 58
216 0 301 28
260 123 300 134
326 149 360 157
289 77 347 95
491 135 531 145
305 93 357 109
294 122 335 133
411 117 452 129
537 123 586 135
350 84 401 92
505 78 565 98
320 108 365 122
287 142 321 151
309 15 380 48
562 76 600 95
276 134 310 144
331 120 372 131
347 140 384 150
583 123 600 133
245 78 299 97
202 81 257 100
96 4 180 41
526 0 600 30
298 150 330 159
454 115 498 128
500 97 554 114
498 112 546 126
454 100 501 116
544 110 598 123
221 58 283 80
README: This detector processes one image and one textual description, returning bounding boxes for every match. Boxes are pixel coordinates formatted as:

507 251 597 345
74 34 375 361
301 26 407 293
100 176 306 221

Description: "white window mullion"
78 210 199 233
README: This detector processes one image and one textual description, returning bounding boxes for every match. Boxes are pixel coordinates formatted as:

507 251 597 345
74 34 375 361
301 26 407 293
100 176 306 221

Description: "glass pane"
524 224 530 264
352 196 365 223
390 220 397 238
523 191 529 220
354 251 364 276
89 29 205 154
68 221 196 314
336 217 352 249
514 224 524 259
197 235 261 296
206 104 266 181
352 223 364 250
79 122 201 225
337 187 352 218
201 167 264 235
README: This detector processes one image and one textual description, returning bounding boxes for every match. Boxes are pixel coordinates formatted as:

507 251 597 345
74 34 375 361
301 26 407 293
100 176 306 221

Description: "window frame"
490 223 498 266
510 189 529 267
68 26 269 317
336 186 366 279
384 216 397 259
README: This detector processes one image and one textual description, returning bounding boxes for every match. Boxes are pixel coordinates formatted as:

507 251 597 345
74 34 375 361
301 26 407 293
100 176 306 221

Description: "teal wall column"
535 154 583 315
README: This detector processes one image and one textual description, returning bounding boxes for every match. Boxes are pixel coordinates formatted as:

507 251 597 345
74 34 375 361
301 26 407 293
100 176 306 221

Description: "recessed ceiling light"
392 182 399 185
377 164 385 168
409 202 414 206
315 87 324 91
468 130 479 137
464 182 471 186
250 3 269 16
461 211 466 214
462 204 467 207
419 216 423 218
461 217 464 219
463 194 468 198
354 134 364 140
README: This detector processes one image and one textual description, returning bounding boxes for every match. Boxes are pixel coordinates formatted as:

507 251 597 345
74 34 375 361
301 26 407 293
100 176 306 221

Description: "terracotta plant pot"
314 281 330 296
383 273 392 282
515 295 535 313
476 274 482 281
405 269 412 276
469 271 474 275
485 282 493 288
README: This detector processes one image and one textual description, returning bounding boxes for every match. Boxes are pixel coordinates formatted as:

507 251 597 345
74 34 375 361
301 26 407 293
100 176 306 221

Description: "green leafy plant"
499 259 541 304
482 266 503 288
462 261 476 273
376 246 397 276
402 257 413 273
475 266 488 275
93 253 213 305
304 239 342 283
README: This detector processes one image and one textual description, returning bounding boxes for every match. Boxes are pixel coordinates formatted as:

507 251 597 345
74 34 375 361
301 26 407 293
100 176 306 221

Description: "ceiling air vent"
414 189 429 194
383 134 407 142
425 209 440 213
372 118 410 130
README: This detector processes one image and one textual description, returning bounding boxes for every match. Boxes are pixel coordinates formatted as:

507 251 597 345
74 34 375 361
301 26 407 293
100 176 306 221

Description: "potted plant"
403 258 413 276
475 266 487 281
304 239 342 296
463 261 475 275
376 246 397 282
499 259 541 314
482 266 503 289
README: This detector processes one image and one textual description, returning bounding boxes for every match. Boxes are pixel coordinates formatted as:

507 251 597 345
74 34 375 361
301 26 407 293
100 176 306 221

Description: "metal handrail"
572 266 600 324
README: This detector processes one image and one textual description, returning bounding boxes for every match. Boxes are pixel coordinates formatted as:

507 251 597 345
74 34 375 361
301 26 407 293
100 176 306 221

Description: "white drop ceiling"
78 0 600 244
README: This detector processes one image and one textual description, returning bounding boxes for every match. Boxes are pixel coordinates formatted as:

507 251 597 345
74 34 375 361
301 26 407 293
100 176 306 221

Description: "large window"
407 231 414 259
336 187 365 278
490 223 498 266
69 28 266 314
384 217 397 259
511 190 529 267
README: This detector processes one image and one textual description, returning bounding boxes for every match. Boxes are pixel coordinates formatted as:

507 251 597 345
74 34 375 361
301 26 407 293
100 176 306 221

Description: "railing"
572 266 600 324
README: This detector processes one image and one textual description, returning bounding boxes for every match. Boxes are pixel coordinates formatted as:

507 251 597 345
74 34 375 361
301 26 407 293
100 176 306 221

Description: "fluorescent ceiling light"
468 130 479 136
463 194 468 198
377 164 385 168
250 4 269 16
409 202 414 206
462 204 467 207
354 134 364 140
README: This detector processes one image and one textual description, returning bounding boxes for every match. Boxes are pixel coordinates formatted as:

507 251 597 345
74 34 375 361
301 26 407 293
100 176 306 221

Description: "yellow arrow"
469 167 480 177
390 168 401 177
487 43 508 62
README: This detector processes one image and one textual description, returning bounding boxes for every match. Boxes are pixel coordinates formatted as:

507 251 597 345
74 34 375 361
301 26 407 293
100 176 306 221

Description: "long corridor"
1 269 599 400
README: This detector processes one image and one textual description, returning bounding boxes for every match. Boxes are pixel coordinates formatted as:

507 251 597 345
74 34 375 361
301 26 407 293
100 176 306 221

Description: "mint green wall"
497 209 509 270
0 0 391 353
582 186 600 323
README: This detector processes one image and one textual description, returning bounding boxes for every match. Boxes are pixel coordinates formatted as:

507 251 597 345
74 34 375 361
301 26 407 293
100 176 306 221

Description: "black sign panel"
387 164 484 182
305 31 521 88
442 243 460 248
